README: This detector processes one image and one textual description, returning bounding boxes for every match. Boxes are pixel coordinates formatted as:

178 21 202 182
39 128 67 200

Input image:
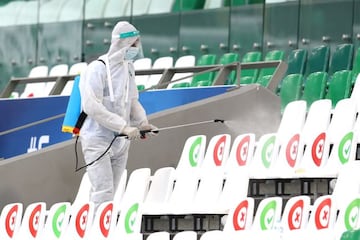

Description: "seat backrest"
281 195 311 231
200 134 231 171
218 52 240 85
173 230 198 240
142 167 176 214
61 202 95 239
307 195 336 231
167 55 196 89
286 49 307 75
325 70 353 108
146 56 173 89
175 135 207 172
240 51 262 84
148 0 174 14
224 133 256 174
14 202 46 239
69 62 88 75
251 197 283 231
223 197 255 231
87 201 117 240
37 202 71 240
20 65 49 98
279 73 303 113
258 49 285 79
49 64 69 76
191 54 217 87
134 58 152 87
305 45 330 76
301 71 328 109
256 75 273 87
113 169 128 208
328 43 354 75
0 203 23 239
72 172 91 212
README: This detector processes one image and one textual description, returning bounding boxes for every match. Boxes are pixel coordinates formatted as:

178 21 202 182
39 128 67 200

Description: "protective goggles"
112 30 140 39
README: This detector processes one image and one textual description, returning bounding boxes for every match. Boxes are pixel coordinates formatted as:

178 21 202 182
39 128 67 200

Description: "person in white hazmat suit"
79 21 157 211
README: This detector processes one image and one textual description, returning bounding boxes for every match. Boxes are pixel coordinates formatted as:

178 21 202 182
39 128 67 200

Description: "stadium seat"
87 201 117 240
199 133 231 173
175 135 207 172
113 169 128 208
305 45 330 77
223 133 256 174
286 48 307 75
145 56 173 89
219 52 240 85
280 195 311 232
61 62 88 96
147 0 174 14
301 71 328 109
173 230 198 240
0 203 23 239
167 55 196 89
240 51 262 84
256 74 272 87
37 202 71 240
171 82 191 88
44 64 69 95
279 73 303 113
60 202 95 239
352 47 360 83
190 54 217 87
20 65 49 98
134 57 152 89
325 70 353 108
103 0 129 18
72 172 91 212
328 43 354 75
293 99 332 178
172 0 206 12
222 197 255 232
14 202 46 239
257 49 285 80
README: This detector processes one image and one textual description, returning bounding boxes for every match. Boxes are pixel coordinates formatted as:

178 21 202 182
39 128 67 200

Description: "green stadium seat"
172 0 206 12
171 82 190 88
137 85 145 91
193 80 212 87
352 47 360 84
223 0 246 6
218 52 240 85
328 43 354 75
240 51 262 84
256 75 272 87
257 49 285 79
286 49 307 75
305 45 330 76
190 54 217 87
325 70 353 108
279 74 303 112
301 71 328 109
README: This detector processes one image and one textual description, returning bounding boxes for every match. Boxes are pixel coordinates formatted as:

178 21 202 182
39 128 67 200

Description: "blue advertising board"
0 86 232 159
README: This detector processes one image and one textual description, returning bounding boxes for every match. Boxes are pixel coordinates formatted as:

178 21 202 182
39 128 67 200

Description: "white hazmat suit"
79 21 155 211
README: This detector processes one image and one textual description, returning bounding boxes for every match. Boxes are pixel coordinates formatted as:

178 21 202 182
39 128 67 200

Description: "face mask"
124 47 139 60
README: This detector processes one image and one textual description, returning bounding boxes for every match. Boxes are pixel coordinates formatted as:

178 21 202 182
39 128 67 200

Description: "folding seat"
256 74 273 87
250 100 307 179
239 51 262 85
0 202 23 239
44 63 69 95
286 48 307 76
173 230 198 240
293 99 332 178
222 197 255 232
145 56 173 89
199 133 231 173
190 54 217 87
59 202 95 240
36 202 71 240
20 65 49 98
325 70 353 108
175 135 207 173
328 43 354 75
86 201 118 240
223 133 256 174
257 49 285 80
218 52 240 85
72 172 91 213
134 58 152 90
279 73 303 113
113 169 128 207
352 47 360 84
61 62 88 95
14 202 47 239
301 71 328 109
305 45 330 77
167 55 196 89
146 231 171 240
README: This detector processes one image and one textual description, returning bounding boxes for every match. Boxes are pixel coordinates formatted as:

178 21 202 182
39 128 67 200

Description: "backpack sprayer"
74 119 225 172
